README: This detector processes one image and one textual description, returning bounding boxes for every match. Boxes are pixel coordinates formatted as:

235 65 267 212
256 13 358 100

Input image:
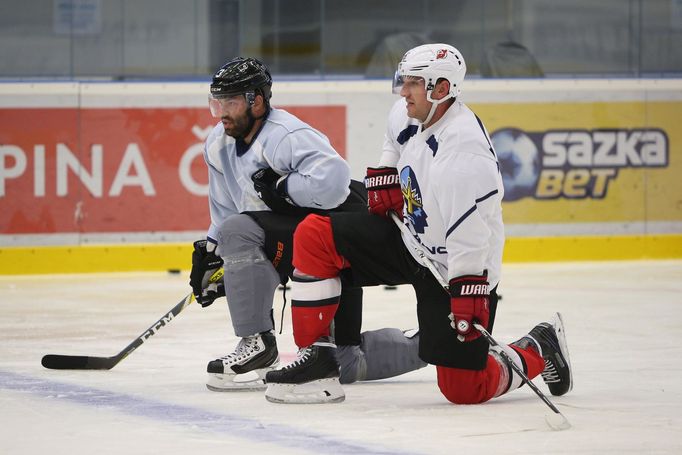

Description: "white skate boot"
206 331 279 391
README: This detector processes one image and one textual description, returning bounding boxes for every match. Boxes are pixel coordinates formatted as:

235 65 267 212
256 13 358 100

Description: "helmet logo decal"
210 57 272 101
436 49 448 59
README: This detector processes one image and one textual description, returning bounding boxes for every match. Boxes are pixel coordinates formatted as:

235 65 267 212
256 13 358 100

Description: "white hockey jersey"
203 107 351 241
380 99 505 288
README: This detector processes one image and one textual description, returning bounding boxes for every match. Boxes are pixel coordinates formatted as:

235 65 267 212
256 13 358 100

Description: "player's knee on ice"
336 328 426 384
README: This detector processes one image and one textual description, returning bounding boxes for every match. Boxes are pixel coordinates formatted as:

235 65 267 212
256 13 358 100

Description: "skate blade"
206 370 268 392
552 312 573 394
265 378 345 404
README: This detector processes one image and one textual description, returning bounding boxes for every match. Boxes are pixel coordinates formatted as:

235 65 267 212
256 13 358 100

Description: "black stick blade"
41 354 116 370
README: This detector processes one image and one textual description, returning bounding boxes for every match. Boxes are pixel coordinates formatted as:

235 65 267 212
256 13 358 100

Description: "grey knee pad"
336 328 427 384
218 215 280 337
336 345 367 384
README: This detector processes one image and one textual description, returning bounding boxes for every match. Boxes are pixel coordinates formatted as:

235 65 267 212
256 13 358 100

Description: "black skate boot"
264 336 345 404
514 312 573 396
206 331 279 391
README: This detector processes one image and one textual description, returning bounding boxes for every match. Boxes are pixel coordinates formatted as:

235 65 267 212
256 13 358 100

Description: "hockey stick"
389 212 570 431
41 269 224 370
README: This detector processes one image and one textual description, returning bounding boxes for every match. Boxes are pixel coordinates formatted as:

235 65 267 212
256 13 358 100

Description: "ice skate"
514 312 573 396
264 336 345 404
206 331 279 391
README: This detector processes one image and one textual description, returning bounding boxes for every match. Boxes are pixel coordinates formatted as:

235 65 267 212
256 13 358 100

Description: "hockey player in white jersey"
189 57 426 392
265 44 573 404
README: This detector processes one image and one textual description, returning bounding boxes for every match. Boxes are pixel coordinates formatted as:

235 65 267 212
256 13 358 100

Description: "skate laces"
283 346 313 370
537 325 563 384
541 359 561 383
221 336 260 363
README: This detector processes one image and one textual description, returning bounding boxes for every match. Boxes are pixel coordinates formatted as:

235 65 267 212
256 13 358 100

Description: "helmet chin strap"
422 90 452 127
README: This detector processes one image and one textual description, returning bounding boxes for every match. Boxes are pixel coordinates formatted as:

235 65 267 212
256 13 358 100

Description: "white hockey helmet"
392 43 466 100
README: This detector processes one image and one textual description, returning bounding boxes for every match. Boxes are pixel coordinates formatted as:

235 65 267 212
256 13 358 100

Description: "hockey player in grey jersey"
189 57 426 391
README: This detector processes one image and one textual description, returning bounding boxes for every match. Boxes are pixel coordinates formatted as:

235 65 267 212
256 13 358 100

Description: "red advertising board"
0 106 346 234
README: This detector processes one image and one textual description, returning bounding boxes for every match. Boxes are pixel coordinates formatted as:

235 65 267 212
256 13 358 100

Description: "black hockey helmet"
210 57 272 104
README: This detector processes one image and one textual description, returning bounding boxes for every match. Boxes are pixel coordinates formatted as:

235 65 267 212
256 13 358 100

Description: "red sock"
510 344 545 380
292 300 338 347
291 276 341 347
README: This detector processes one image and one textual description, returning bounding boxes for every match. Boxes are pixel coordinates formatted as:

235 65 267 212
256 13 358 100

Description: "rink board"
1 234 681 274
1 80 681 272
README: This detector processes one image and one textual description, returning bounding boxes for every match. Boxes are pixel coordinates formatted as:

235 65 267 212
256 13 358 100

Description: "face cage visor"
208 92 256 118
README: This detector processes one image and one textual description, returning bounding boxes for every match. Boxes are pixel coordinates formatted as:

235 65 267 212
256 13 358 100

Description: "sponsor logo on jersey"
400 166 428 234
491 127 669 201
399 166 447 255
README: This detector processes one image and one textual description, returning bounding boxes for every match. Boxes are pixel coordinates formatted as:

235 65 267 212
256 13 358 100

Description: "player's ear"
252 92 266 114
434 78 450 99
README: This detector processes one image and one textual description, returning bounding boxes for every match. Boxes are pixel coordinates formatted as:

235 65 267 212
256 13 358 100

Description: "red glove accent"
448 274 490 342
365 167 403 219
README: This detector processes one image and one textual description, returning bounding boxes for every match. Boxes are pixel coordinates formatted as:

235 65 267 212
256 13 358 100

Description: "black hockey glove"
252 167 311 216
189 239 225 307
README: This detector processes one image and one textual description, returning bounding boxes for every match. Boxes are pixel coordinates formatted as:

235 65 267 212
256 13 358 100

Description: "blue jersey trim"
445 189 499 239
476 189 498 203
446 205 477 239
426 135 439 156
397 125 418 145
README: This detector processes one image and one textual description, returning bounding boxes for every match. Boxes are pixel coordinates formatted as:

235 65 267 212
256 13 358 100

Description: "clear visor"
208 93 246 118
391 71 404 94
392 72 425 95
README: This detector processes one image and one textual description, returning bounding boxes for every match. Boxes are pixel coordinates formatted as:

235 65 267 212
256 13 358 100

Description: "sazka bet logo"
492 127 668 202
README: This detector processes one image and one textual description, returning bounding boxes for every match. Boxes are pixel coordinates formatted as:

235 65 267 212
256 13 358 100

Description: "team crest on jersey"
400 167 428 233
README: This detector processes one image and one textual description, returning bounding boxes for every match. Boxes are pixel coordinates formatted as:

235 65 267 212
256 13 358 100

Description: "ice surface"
1 261 681 454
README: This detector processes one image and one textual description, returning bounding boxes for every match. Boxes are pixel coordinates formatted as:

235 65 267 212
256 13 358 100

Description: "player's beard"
222 108 256 139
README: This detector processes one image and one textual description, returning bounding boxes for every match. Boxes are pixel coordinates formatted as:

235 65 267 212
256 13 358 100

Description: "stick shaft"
41 269 223 370
473 323 563 415
111 292 195 364
389 212 449 290
42 292 194 370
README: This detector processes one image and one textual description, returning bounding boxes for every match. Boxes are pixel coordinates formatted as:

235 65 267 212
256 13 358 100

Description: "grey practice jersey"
380 98 505 288
203 108 351 241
